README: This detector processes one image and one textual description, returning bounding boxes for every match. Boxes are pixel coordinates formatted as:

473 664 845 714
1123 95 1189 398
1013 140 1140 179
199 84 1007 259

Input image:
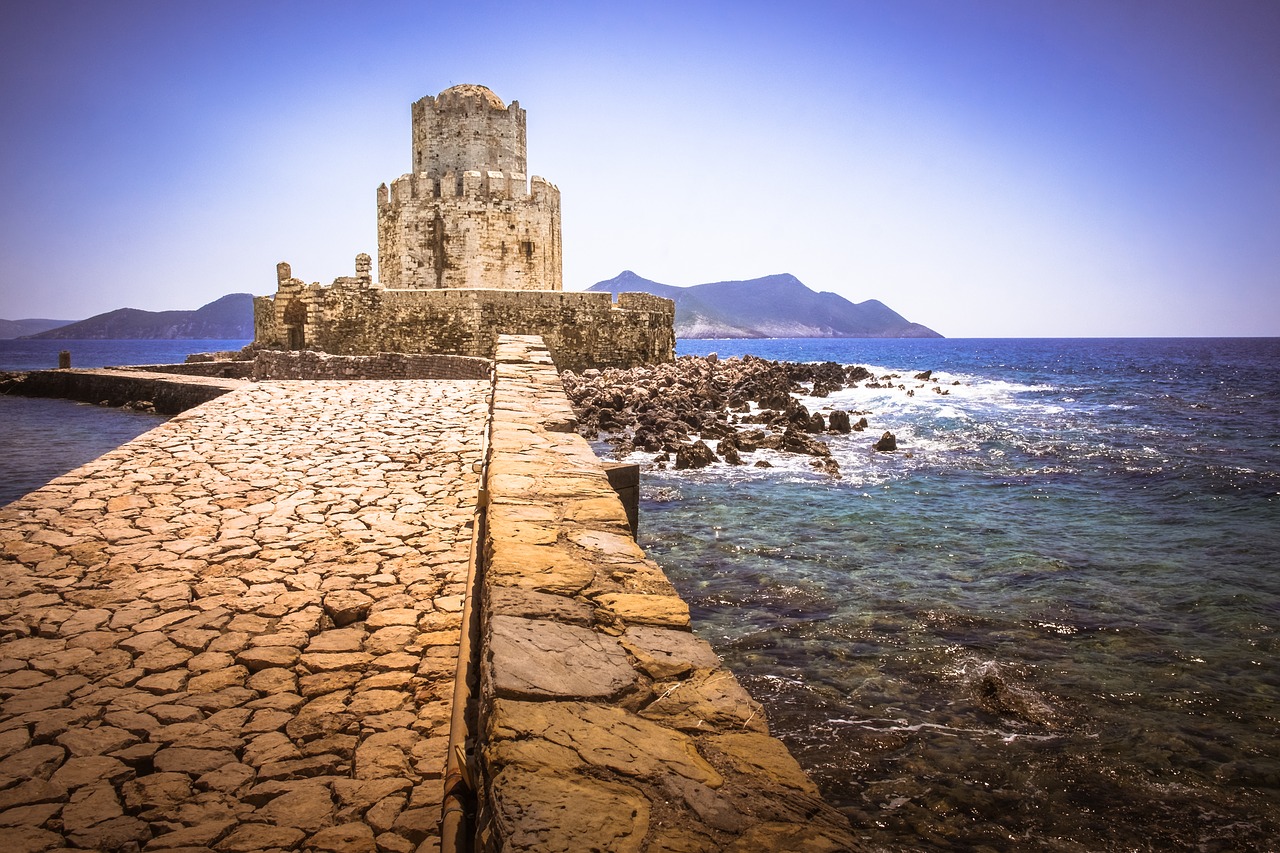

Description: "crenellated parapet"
410 84 526 178
377 84 561 292
377 169 561 291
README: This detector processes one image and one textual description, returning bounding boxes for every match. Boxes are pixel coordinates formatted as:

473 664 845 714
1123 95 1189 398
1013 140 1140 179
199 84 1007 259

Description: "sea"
2 336 1278 850
0 340 247 504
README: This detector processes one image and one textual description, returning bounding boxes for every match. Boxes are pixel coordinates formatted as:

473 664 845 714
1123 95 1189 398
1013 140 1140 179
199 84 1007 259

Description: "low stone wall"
471 336 856 851
0 369 246 415
120 361 257 379
254 286 676 374
251 350 493 382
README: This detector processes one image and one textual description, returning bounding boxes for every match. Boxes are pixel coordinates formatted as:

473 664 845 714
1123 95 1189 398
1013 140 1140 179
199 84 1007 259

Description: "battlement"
411 84 526 177
380 171 560 207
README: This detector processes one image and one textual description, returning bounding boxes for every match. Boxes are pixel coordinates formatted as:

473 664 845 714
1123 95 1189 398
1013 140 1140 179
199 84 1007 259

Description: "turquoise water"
632 338 1280 850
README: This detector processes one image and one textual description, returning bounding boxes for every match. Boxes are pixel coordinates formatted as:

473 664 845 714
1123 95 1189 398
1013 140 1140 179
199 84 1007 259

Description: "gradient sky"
1 0 1277 337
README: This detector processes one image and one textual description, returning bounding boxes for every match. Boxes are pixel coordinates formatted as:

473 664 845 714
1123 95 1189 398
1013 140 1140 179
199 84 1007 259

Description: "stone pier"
0 380 489 852
0 339 857 852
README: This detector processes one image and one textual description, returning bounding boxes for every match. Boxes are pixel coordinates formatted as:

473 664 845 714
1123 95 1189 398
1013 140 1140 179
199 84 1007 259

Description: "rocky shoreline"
562 354 960 478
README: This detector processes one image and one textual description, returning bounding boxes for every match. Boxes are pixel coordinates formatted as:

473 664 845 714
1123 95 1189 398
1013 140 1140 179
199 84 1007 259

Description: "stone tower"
376 84 562 291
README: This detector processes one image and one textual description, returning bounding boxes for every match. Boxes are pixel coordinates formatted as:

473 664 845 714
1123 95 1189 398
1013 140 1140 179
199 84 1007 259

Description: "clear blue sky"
1 0 1277 337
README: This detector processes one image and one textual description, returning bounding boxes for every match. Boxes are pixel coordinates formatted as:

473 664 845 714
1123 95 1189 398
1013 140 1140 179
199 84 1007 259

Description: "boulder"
674 440 718 470
779 428 830 457
873 431 897 452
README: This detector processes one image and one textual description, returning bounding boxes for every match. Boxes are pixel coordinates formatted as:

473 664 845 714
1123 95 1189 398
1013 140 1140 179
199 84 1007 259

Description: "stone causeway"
0 336 857 852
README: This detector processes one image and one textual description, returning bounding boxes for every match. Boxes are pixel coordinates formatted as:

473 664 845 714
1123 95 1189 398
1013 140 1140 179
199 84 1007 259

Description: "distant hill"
0 318 72 339
24 294 255 340
588 271 941 339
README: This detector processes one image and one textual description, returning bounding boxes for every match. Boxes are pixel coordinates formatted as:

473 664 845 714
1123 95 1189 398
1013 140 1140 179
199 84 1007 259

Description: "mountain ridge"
20 294 255 340
588 271 941 339
0 318 73 339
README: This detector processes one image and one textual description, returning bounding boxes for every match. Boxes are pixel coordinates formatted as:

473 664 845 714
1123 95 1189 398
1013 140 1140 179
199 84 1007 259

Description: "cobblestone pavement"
0 380 490 853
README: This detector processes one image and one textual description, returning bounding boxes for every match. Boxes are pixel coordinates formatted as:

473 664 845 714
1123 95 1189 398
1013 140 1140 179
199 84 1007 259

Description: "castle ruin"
253 84 674 372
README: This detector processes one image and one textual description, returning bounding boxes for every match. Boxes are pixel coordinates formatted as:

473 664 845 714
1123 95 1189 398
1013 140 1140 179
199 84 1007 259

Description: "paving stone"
254 781 334 832
486 615 634 700
619 626 722 680
49 755 133 790
487 699 722 787
56 725 139 757
0 744 65 780
0 802 62 827
3 826 63 853
235 646 299 671
153 747 239 775
216 823 305 852
144 817 237 849
488 766 650 853
307 823 377 853
0 779 69 811
61 781 124 832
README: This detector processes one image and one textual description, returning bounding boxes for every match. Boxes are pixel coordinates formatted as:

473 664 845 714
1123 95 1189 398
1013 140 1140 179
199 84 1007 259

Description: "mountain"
0 318 72 339
588 271 941 339
23 294 255 340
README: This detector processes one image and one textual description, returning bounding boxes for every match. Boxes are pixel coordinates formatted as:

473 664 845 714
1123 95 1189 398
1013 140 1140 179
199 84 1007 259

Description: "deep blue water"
630 338 1280 851
0 340 245 504
0 338 250 371
2 337 1277 849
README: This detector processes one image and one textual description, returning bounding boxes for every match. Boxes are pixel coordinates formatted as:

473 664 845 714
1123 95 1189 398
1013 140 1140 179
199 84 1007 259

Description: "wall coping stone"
472 335 857 851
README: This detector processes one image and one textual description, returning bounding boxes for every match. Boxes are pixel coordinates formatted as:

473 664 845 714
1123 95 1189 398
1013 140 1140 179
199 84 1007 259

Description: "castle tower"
377 84 562 291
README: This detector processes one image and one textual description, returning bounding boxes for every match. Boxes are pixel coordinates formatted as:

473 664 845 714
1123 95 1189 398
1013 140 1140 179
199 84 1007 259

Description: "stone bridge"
0 338 856 852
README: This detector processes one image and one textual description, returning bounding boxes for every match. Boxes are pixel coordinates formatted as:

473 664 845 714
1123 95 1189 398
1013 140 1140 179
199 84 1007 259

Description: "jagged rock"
674 440 718 470
718 435 744 466
779 428 830 457
810 457 841 477
914 369 932 380
827 410 851 433
873 431 897 452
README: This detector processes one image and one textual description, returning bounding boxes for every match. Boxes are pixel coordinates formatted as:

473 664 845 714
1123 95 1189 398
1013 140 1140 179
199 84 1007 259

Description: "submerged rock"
968 661 1058 728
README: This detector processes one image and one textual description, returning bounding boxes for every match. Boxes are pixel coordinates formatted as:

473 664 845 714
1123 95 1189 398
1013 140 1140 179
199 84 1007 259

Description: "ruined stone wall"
253 284 674 373
471 336 856 851
376 171 560 291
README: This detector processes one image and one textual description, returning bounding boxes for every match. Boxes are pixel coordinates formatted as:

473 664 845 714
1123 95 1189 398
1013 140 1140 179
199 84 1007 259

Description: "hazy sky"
1 0 1277 337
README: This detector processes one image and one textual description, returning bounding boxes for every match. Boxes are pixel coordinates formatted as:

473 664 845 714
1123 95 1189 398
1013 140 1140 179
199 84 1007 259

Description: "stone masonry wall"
253 286 675 374
376 171 560 292
411 86 526 178
472 336 856 851
251 351 492 382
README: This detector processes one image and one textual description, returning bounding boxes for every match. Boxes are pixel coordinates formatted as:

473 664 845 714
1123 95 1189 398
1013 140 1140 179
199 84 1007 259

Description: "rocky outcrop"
873 431 898 452
562 355 915 474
